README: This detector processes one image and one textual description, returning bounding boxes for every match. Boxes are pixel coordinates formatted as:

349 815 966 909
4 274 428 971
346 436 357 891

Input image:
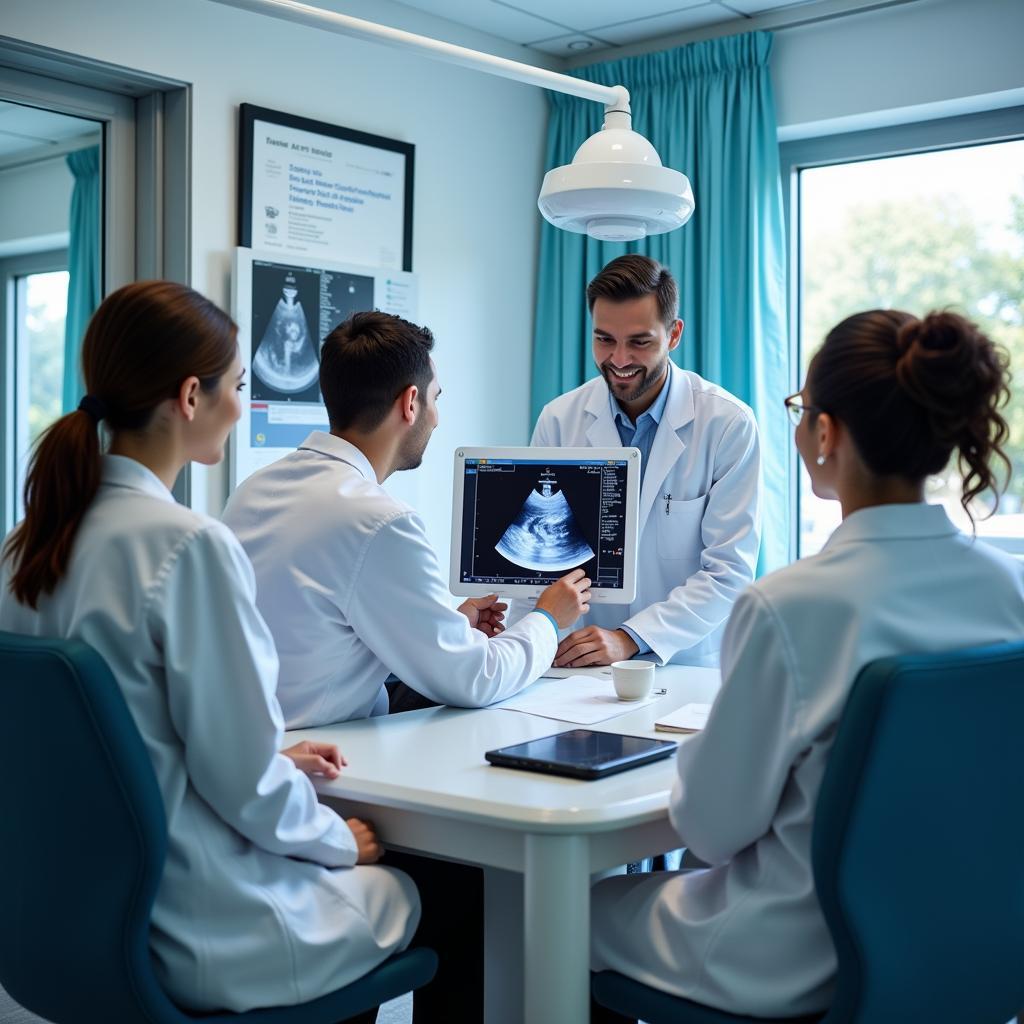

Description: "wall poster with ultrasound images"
231 248 418 487
459 459 630 590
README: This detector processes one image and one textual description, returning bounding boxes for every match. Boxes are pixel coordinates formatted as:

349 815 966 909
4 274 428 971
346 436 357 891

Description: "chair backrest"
0 630 184 1023
812 640 1024 1024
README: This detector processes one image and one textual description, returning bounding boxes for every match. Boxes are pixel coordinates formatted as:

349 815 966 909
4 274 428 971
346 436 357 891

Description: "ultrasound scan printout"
249 260 375 404
252 276 320 394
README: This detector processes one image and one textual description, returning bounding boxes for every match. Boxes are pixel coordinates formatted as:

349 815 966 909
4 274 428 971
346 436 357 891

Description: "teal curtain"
532 33 790 572
62 145 101 412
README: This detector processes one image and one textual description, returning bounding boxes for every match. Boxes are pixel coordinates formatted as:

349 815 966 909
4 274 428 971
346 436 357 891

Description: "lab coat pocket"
657 495 706 561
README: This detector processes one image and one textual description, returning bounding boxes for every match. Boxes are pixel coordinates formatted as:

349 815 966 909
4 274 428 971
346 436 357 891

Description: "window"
14 269 70 518
1 253 69 528
0 56 193 522
784 109 1024 557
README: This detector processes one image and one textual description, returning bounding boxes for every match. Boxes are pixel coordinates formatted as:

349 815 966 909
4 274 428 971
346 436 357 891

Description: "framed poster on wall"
239 103 414 271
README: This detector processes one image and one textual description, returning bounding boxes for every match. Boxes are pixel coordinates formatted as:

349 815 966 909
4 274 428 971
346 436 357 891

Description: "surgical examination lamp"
210 0 696 241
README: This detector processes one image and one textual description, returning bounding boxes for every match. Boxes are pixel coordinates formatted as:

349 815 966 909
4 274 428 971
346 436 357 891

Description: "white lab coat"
591 503 1024 1016
222 431 558 728
0 456 419 1013
531 363 761 665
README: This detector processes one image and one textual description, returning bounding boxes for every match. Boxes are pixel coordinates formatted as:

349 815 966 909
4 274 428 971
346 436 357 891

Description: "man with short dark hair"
224 310 589 728
531 254 762 668
223 311 590 1024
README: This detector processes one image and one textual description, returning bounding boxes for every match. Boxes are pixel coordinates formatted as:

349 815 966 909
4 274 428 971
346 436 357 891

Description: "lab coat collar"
822 502 959 551
609 364 671 430
585 361 694 446
662 361 696 433
297 431 378 483
641 365 694 525
101 454 176 504
584 380 626 448
585 364 695 525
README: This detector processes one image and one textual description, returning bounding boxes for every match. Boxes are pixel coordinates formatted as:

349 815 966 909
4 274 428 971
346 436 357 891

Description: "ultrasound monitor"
449 446 640 603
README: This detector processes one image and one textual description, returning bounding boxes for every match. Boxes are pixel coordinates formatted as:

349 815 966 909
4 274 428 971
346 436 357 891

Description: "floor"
4 983 1020 1024
0 984 411 1023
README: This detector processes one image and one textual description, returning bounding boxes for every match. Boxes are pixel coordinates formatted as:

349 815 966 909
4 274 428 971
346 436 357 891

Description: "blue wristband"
534 608 560 637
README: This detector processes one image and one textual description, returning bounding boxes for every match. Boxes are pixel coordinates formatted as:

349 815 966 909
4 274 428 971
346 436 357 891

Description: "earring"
816 454 826 466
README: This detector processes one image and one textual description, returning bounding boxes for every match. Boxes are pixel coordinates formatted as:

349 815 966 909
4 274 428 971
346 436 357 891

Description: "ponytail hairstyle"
807 309 1012 519
4 280 238 608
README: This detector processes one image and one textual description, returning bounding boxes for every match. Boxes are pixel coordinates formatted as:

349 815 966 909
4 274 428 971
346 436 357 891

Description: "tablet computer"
450 446 640 603
485 729 676 781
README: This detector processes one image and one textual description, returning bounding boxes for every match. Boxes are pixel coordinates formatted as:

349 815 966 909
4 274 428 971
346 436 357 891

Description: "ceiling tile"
721 0 821 15
592 4 734 44
529 33 617 57
396 0 571 43
517 0 709 30
0 135 41 159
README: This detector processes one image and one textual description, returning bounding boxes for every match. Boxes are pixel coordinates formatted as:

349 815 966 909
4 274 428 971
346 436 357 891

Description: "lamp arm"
209 0 629 115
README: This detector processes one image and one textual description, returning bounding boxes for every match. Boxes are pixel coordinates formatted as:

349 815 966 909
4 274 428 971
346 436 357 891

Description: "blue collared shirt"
610 371 671 491
607 372 671 656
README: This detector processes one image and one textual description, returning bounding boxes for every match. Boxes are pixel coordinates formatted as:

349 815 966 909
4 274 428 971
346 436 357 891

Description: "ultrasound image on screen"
495 482 595 571
460 459 629 588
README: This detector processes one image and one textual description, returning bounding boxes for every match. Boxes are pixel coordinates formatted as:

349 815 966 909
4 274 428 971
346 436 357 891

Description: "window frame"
0 249 69 530
0 49 194 521
780 105 1024 557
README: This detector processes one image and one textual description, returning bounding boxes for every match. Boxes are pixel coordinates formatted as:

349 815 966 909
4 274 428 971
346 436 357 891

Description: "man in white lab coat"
224 310 588 1024
224 313 588 729
532 255 762 668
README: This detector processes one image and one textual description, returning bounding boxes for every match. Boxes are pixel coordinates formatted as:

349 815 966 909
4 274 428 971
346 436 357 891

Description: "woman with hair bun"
591 309 1024 1020
0 282 418 1017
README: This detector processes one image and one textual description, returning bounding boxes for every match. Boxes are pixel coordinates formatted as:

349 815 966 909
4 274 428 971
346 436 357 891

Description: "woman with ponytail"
591 310 1024 1020
0 282 417 1016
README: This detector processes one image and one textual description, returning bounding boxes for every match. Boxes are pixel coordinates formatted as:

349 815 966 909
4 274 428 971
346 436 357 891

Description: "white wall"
0 0 550 565
0 157 72 257
770 0 1024 139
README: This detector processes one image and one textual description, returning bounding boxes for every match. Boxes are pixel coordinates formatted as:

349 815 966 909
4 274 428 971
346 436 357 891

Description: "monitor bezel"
449 445 640 603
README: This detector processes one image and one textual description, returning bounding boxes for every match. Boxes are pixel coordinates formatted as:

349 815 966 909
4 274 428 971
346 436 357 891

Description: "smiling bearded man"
527 253 763 671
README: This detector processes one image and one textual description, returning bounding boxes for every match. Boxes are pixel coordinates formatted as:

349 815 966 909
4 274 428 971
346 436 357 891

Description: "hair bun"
901 311 975 355
894 311 1000 420
811 307 1011 519
894 310 1011 505
894 317 922 357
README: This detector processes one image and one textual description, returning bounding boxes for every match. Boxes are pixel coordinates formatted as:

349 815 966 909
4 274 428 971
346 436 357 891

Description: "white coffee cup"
611 659 656 701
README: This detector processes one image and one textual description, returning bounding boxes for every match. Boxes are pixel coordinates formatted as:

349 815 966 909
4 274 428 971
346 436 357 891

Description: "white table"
285 665 720 1024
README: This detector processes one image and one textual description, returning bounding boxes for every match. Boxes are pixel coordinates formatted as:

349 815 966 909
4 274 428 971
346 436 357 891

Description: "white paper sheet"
490 674 664 725
540 666 613 680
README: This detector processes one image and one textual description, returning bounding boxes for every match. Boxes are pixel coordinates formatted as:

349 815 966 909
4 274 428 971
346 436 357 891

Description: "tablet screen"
509 730 657 765
487 729 676 777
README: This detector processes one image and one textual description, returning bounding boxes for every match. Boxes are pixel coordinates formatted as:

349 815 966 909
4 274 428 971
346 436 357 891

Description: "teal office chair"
593 640 1024 1024
0 630 437 1024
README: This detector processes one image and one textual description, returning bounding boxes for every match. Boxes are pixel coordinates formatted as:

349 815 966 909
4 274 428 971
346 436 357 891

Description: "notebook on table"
654 703 711 734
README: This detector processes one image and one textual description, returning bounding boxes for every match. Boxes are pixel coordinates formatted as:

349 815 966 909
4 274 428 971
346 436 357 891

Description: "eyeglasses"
783 393 819 427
